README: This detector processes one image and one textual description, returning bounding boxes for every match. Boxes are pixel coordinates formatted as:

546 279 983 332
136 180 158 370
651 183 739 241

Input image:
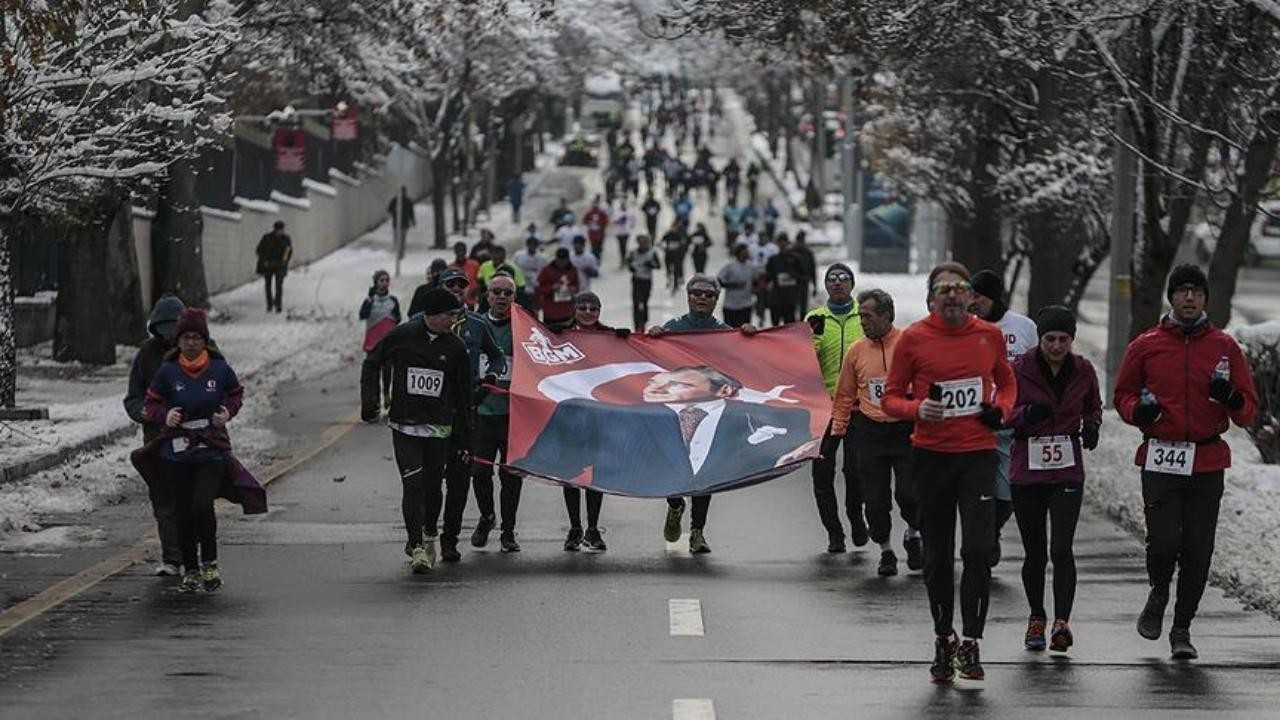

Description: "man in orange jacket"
1114 264 1257 660
830 288 921 578
882 262 1016 684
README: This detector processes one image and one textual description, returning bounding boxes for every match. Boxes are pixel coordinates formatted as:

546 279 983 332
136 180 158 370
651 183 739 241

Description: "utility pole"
840 73 861 262
1106 106 1136 402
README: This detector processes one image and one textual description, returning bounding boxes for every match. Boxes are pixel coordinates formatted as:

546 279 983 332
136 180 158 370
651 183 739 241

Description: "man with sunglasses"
647 274 759 553
1115 264 1257 660
882 262 1015 683
802 264 867 553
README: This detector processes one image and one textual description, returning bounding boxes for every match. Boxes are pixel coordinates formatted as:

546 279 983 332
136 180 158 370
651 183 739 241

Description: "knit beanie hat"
969 270 1005 304
1036 305 1077 338
574 291 602 306
174 308 210 341
1166 264 1209 301
825 262 855 283
420 288 462 316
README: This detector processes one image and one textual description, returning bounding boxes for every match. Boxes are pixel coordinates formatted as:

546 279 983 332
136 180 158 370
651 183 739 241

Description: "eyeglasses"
576 304 601 312
827 272 853 283
444 279 469 289
932 281 972 296
687 289 719 299
489 288 515 297
1171 285 1205 297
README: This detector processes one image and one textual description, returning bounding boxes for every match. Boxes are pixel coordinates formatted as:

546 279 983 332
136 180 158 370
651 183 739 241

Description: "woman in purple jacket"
1008 306 1102 653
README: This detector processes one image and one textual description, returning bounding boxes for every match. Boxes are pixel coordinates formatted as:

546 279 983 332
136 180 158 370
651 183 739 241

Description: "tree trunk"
54 194 121 364
1207 112 1279 326
951 128 1003 273
0 224 16 407
151 152 209 307
431 148 449 250
107 201 147 345
1027 212 1080 315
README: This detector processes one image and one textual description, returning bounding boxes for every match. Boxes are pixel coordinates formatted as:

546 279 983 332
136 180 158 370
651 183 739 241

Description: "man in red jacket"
883 261 1016 684
582 195 610 260
1114 264 1257 660
536 248 581 325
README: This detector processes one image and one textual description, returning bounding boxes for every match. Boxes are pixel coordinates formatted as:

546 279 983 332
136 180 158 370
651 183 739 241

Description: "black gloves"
614 327 632 339
819 433 840 459
1081 422 1100 451
978 403 1003 430
806 315 825 336
482 373 498 388
1132 402 1162 426
1024 403 1053 424
361 406 379 424
1209 377 1245 410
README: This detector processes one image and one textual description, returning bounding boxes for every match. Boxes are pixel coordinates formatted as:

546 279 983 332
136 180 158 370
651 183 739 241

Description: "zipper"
1184 335 1191 442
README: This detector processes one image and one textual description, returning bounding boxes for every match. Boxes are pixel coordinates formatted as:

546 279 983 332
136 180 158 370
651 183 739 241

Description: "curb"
0 423 138 487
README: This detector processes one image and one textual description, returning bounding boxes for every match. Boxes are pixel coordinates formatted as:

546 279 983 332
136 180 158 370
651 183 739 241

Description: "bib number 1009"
407 367 444 397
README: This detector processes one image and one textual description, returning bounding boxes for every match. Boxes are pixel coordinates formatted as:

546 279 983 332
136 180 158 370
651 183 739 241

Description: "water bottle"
1140 387 1157 406
1213 356 1230 382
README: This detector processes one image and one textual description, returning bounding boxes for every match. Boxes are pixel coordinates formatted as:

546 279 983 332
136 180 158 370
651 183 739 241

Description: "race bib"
1028 436 1076 470
776 272 796 287
407 367 444 397
172 436 190 454
1145 439 1195 476
479 355 512 382
938 377 984 418
553 286 573 302
867 378 886 407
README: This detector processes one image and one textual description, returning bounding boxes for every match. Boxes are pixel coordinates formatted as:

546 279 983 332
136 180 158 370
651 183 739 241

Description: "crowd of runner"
124 79 1259 683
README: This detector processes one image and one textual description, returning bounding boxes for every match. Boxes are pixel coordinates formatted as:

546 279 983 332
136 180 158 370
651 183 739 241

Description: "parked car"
559 133 602 168
1195 200 1280 266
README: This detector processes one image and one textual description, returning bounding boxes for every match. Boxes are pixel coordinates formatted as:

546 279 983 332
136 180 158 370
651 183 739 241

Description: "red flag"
507 307 829 497
274 128 307 173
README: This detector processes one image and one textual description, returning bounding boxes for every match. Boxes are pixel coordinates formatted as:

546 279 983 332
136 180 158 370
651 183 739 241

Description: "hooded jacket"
1008 348 1102 485
124 295 185 443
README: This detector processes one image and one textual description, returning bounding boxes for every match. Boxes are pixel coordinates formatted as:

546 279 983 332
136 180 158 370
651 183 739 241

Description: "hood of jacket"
147 295 186 337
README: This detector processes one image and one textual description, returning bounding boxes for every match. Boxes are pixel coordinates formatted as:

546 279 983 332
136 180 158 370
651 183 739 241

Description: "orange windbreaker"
831 326 902 435
882 313 1016 453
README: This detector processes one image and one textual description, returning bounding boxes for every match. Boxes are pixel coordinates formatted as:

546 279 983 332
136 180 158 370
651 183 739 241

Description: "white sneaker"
424 537 438 569
410 545 431 574
154 563 181 577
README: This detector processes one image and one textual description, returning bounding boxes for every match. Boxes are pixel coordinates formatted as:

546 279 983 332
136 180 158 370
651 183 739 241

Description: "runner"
968 269 1038 567
536 248 581 326
791 231 818 318
359 270 402 409
626 234 662 331
570 235 600 293
803 264 867 552
764 234 803 326
647 274 759 553
722 158 741 205
470 275 526 552
613 200 634 268
1008 306 1101 653
662 222 689 294
689 222 711 274
583 195 609 259
1114 264 1257 660
716 243 757 328
882 262 1015 683
362 289 472 573
642 193 662 240
830 289 921 576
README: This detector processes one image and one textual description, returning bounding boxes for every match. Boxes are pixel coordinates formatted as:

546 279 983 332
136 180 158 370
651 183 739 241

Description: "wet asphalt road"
1 361 1279 720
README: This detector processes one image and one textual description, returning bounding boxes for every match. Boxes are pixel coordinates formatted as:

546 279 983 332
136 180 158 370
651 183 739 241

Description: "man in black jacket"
255 221 292 313
361 288 473 573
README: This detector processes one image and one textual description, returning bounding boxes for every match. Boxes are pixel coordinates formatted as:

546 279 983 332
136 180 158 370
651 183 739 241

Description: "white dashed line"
672 698 716 720
669 598 705 636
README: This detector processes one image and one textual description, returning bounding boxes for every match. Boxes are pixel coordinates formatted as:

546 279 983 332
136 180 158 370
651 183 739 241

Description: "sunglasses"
932 281 972 296
687 289 719 299
827 272 853 283
444 279 469 289
576 304 601 311
489 288 515 297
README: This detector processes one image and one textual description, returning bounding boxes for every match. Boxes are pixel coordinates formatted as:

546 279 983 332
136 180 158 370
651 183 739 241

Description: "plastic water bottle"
1213 356 1230 382
1140 387 1157 406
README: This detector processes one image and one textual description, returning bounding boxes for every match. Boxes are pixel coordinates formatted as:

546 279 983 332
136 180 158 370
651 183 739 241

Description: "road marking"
669 598 704 636
672 698 716 720
0 409 362 639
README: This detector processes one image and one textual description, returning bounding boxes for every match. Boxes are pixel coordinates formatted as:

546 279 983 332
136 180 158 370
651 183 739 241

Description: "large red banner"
507 307 830 498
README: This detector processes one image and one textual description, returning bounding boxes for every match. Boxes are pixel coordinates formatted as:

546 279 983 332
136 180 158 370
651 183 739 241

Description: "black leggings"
168 459 224 571
564 487 603 529
1142 470 1224 629
472 414 523 531
668 496 710 530
1011 483 1083 621
632 278 653 330
391 431 452 546
914 448 997 638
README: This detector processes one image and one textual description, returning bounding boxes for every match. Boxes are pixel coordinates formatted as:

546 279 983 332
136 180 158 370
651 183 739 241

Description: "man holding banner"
470 275 524 553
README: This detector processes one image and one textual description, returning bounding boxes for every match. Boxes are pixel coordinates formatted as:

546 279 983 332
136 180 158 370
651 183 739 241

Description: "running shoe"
1169 627 1197 660
410 545 431 573
1024 617 1047 651
849 516 869 548
440 536 462 563
583 528 607 552
688 528 711 554
1049 619 1073 653
930 633 958 683
955 639 984 681
154 562 180 577
903 533 923 571
827 530 846 554
423 537 438 568
564 527 584 552
200 562 222 592
1137 587 1168 640
664 501 685 542
877 550 898 577
499 530 521 553
471 514 495 548
178 571 202 594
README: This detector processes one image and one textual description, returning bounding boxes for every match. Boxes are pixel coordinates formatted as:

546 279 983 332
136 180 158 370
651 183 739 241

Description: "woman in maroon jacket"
1007 306 1102 654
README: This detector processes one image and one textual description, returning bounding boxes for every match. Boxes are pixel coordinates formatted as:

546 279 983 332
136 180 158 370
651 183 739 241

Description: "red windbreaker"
1113 316 1257 473
535 263 580 322
882 313 1016 453
583 206 609 243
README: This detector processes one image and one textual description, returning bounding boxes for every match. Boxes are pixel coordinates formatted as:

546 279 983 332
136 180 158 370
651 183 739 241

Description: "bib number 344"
1144 439 1195 477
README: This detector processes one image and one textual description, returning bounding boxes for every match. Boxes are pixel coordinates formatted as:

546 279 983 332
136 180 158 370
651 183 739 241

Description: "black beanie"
420 288 462 316
825 263 855 283
1166 264 1209 301
1036 305 1076 338
969 270 1005 303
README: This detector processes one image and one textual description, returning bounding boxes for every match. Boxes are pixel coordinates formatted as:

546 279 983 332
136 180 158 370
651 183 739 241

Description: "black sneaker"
440 536 462 563
930 633 958 683
1169 627 1198 660
956 639 984 681
877 550 898 577
1137 588 1168 640
583 528 607 552
849 516 869 548
564 527 583 552
500 530 521 553
471 514 495 548
663 501 685 542
827 530 846 554
903 533 923 571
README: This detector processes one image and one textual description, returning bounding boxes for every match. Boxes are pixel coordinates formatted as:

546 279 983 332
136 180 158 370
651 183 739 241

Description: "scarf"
178 349 210 377
827 299 855 316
